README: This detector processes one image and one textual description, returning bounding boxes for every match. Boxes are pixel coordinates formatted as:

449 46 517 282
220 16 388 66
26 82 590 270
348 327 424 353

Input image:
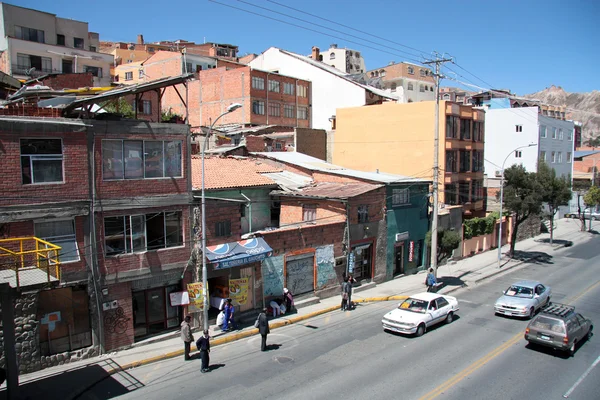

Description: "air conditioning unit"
495 170 502 177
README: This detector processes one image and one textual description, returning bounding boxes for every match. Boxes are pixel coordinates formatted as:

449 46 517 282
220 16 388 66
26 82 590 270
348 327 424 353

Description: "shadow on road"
207 363 226 372
384 315 461 339
437 276 467 290
511 250 553 264
265 344 282 351
0 358 143 400
534 238 574 247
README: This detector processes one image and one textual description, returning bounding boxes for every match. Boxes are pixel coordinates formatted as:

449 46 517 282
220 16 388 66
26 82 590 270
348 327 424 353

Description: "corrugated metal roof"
252 152 429 184
274 181 383 199
191 156 281 190
262 132 294 139
262 171 312 191
574 150 600 159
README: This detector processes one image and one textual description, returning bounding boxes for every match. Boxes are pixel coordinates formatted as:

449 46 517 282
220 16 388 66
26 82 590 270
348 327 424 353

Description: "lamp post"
497 143 537 268
201 103 242 331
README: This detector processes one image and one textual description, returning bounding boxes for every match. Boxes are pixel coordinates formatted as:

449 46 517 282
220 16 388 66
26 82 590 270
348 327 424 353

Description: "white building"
0 3 113 86
319 44 366 74
249 47 396 130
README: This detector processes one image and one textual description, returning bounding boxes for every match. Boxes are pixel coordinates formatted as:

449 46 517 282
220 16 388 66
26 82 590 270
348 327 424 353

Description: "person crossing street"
196 329 210 373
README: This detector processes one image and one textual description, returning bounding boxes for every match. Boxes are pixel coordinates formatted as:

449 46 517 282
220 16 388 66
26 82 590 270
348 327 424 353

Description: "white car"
382 293 460 337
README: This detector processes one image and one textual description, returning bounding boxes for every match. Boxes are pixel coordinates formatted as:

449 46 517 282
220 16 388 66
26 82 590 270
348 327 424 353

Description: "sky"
13 0 600 95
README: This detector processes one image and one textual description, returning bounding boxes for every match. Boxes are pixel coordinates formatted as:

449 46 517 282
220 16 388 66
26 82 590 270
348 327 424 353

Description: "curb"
107 295 409 374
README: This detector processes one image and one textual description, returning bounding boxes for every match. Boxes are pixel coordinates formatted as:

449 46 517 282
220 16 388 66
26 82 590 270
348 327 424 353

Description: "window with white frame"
83 65 102 78
102 140 182 180
297 106 308 120
391 83 397 92
392 188 410 206
252 100 265 115
35 220 79 263
551 151 556 163
407 83 414 91
540 151 546 163
125 72 133 81
420 85 425 92
515 125 523 132
567 130 573 141
283 82 294 95
420 69 426 77
407 66 414 74
552 127 557 139
540 125 547 138
515 150 522 158
21 139 63 184
15 26 45 43
16 53 52 73
559 129 564 140
138 69 144 79
284 104 295 118
330 52 335 59
268 80 280 93
303 204 316 222
297 85 307 97
268 102 280 117
567 152 572 163
104 211 183 255
133 99 152 114
252 76 265 90
557 152 563 163
358 205 369 223
380 69 386 77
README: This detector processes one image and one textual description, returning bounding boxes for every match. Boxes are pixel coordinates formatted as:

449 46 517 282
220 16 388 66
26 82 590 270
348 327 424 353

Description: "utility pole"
424 55 452 277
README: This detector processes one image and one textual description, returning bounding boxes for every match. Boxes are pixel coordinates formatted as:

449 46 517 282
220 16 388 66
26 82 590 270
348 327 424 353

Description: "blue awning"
205 237 273 270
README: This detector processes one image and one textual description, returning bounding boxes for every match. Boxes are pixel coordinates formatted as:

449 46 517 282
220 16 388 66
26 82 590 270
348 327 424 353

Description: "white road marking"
563 353 600 398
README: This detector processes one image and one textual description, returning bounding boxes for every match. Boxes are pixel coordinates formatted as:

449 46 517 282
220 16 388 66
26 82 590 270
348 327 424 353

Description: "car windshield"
531 316 565 334
504 285 534 299
398 298 428 313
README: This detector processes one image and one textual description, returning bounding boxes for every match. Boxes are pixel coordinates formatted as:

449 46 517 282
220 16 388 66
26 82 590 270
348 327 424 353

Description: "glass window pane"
102 140 124 180
104 216 126 255
146 213 165 250
144 141 164 178
164 141 182 178
35 220 79 263
31 158 63 183
130 215 146 252
124 141 143 179
165 212 183 247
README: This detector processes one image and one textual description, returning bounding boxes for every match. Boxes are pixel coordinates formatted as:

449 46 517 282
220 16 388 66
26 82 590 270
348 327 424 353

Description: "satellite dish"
26 67 36 76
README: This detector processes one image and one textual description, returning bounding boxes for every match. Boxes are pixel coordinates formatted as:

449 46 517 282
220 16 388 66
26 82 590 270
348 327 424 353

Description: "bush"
463 214 497 239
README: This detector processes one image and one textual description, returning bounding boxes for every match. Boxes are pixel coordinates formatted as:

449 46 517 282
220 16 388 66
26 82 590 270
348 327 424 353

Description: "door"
62 59 73 74
146 288 165 336
352 244 373 281
394 245 404 275
286 254 315 296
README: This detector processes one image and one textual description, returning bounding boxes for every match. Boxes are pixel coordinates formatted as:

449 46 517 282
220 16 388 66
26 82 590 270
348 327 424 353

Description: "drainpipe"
266 72 270 125
240 192 252 233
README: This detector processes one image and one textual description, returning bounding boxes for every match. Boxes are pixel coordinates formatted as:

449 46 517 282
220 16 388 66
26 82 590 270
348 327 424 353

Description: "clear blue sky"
14 0 600 94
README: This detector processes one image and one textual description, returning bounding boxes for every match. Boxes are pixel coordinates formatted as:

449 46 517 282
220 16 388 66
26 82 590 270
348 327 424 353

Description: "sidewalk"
9 218 594 384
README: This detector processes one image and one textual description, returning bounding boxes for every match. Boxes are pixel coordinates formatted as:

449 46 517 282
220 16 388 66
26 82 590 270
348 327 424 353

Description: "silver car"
494 280 552 319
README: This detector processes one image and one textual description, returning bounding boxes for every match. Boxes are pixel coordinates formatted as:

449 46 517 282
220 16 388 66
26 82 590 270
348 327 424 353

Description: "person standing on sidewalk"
283 288 294 314
255 308 270 351
426 268 437 292
181 315 194 361
341 277 349 311
222 298 237 332
196 329 210 372
347 274 356 310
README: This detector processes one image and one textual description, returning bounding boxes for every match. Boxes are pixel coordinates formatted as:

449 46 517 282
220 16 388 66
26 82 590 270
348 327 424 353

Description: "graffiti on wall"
262 255 284 298
316 245 336 289
104 307 130 335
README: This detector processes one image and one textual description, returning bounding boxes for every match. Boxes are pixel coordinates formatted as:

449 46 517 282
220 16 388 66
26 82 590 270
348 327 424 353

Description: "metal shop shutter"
285 253 315 296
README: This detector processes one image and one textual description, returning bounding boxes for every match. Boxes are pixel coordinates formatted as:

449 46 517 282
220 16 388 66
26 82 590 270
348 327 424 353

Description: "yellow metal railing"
0 237 61 288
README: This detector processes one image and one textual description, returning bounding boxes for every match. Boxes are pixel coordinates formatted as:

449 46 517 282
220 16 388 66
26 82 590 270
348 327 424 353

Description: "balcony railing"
0 237 61 289
12 64 59 77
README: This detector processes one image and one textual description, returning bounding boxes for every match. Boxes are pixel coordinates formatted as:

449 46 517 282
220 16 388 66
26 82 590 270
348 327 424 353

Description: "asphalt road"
96 236 600 400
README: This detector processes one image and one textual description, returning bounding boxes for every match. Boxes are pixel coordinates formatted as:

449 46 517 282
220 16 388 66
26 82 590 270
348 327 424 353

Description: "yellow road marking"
419 278 600 400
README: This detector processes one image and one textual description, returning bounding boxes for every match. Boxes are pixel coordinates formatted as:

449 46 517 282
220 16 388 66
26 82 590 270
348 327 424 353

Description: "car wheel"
445 312 454 324
545 297 551 307
528 307 535 319
587 326 593 340
415 324 425 337
568 341 576 356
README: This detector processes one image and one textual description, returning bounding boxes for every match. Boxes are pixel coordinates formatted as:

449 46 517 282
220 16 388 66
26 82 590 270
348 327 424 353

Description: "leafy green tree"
497 165 543 257
536 162 572 245
584 186 600 231
585 135 600 148
426 229 461 268
102 98 134 118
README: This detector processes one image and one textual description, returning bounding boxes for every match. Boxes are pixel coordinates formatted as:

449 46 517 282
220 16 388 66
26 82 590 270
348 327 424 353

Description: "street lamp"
201 103 242 331
497 143 537 269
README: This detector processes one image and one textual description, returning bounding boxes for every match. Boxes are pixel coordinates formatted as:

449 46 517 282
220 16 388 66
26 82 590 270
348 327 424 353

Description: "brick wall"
295 128 327 160
102 281 134 351
279 198 346 227
122 91 161 122
246 135 266 152
0 51 9 75
204 200 242 246
36 73 94 90
0 106 62 117
347 188 386 224
261 222 345 258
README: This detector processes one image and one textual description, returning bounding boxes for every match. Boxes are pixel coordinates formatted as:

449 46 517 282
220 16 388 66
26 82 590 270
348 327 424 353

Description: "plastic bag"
216 311 224 326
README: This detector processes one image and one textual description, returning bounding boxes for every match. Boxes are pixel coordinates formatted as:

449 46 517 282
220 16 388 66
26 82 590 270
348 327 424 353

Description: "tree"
536 162 572 245
498 165 543 257
584 135 600 148
102 98 134 118
584 186 600 231
425 229 461 268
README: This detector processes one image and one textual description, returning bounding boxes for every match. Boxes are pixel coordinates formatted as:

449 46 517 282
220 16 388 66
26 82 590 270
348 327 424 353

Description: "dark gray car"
525 303 593 356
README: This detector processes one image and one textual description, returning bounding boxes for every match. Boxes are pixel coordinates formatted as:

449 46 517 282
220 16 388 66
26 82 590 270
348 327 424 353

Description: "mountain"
525 86 600 143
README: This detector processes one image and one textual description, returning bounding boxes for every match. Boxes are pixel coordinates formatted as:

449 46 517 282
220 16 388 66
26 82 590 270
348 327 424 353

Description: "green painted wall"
207 188 272 233
385 183 430 278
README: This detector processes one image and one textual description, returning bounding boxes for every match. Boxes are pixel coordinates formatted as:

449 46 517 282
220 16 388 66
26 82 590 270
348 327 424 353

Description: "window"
284 104 295 118
357 205 369 223
268 102 280 117
90 46 96 52
104 211 183 255
15 26 44 43
567 152 572 163
472 151 483 172
445 150 457 173
215 220 232 237
460 119 471 140
552 127 557 139
268 80 280 93
407 83 414 91
380 69 386 77
297 85 307 97
283 82 294 95
35 220 79 263
567 130 573 141
57 34 65 46
392 188 410 206
559 129 564 140
16 53 52 73
252 100 265 115
420 69 426 77
557 152 563 163
540 151 546 163
551 151 556 163
515 150 522 158
420 85 425 92
459 150 471 172
139 69 144 79
540 125 547 138
185 62 192 73
139 100 152 115
125 71 133 81
252 76 265 90
473 122 483 141
84 66 102 78
446 116 459 138
74 37 84 49
297 106 308 120
303 204 316 222
459 181 471 204
330 52 335 59
391 83 397 92
275 142 283 150
456 96 462 102
445 183 458 205
21 139 63 184
102 140 182 180
407 66 414 74
516 125 523 132
148 47 155 53
355 52 360 57
442 93 451 100
472 180 483 201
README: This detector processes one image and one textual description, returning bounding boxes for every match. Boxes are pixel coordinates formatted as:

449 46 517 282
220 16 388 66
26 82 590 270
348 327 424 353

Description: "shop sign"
229 278 249 306
169 291 190 307
348 252 355 273
187 282 207 313
408 241 415 262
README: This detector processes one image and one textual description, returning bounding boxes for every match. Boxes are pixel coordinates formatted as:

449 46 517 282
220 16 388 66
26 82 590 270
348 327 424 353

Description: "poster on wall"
187 282 207 313
409 241 415 262
169 291 190 307
229 278 249 306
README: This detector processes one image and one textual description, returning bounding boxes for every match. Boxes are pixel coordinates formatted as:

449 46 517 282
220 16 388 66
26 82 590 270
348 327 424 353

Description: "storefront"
349 240 375 281
284 251 315 296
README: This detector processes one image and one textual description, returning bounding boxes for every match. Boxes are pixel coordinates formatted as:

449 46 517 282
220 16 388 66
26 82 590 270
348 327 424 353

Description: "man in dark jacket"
196 329 210 372
180 315 194 361
256 308 270 351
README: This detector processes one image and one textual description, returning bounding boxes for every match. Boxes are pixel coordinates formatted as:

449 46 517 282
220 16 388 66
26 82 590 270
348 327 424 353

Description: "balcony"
12 64 58 78
0 237 61 289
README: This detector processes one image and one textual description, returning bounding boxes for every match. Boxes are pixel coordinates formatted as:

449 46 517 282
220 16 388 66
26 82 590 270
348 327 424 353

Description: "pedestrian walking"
341 278 349 311
347 274 356 310
255 308 270 351
221 298 237 332
180 315 194 361
426 268 437 292
196 329 210 372
283 288 294 313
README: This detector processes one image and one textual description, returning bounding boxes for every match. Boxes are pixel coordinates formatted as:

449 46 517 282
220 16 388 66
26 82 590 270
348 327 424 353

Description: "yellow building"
113 61 145 85
333 101 485 216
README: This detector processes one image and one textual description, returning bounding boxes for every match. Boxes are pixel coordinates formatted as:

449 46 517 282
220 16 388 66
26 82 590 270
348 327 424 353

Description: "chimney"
311 46 320 61
330 44 338 49
137 34 144 45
